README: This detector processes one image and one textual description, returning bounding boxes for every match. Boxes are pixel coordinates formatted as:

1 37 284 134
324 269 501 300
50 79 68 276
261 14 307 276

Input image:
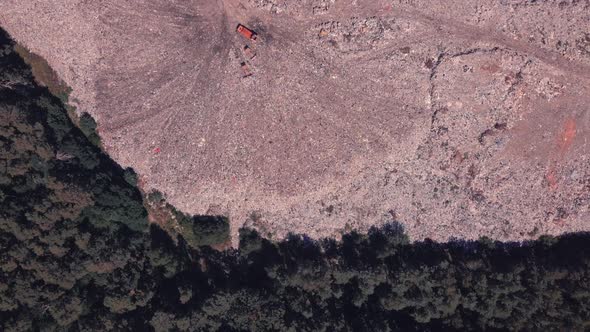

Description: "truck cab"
236 24 257 41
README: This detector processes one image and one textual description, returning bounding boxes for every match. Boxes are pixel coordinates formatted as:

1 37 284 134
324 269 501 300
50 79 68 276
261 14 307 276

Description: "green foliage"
163 211 227 249
181 215 230 248
147 190 164 203
14 43 72 103
123 167 138 187
146 190 230 248
78 112 101 147
238 228 264 256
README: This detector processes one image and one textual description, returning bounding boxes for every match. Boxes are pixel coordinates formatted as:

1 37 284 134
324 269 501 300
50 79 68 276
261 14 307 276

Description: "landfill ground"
1 0 590 245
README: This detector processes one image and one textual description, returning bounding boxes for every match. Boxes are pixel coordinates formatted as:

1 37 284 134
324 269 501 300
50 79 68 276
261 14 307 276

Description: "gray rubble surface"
1 0 590 245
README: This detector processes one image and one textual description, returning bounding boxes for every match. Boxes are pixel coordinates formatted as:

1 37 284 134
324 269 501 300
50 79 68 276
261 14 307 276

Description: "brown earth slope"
1 0 590 244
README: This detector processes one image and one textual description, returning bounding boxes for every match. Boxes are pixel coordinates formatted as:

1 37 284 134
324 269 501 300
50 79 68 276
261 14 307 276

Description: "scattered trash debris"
153 147 161 154
243 45 256 60
240 62 252 78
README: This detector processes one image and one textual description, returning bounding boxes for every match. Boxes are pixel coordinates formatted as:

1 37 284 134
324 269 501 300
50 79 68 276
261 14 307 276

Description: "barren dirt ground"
2 0 590 245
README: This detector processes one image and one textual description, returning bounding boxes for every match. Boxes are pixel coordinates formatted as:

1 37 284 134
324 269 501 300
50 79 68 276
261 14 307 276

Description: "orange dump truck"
237 24 257 41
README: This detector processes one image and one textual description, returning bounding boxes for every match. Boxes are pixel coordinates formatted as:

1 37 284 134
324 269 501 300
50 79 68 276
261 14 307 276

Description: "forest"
1 28 589 331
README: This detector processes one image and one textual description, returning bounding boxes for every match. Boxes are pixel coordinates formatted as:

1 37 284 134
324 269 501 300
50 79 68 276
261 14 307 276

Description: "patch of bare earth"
1 0 590 245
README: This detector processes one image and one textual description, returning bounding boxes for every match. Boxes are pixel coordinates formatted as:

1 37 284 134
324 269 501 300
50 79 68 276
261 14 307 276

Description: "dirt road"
1 0 589 245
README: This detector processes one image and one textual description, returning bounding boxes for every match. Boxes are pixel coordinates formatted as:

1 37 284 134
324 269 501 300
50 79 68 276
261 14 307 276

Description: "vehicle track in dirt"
1 0 589 245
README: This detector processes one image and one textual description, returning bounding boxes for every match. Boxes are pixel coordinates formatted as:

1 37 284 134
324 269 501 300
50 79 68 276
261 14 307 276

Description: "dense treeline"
1 28 589 331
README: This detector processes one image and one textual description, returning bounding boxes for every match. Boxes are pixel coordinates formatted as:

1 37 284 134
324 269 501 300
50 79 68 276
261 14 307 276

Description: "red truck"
236 24 257 41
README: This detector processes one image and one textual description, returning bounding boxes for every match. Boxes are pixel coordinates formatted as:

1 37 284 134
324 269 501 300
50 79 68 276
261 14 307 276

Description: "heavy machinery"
240 62 252 78
236 24 257 41
236 24 257 78
243 45 256 60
